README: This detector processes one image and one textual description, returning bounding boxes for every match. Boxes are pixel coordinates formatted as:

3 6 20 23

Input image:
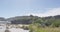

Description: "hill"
7 15 39 24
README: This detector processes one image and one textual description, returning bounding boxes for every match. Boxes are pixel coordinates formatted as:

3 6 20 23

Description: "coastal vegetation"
0 15 60 32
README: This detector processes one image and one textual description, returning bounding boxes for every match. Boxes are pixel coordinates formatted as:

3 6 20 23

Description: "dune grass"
38 27 60 32
29 24 60 32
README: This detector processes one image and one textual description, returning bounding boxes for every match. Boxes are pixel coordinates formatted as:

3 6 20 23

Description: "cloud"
45 8 60 16
27 8 60 17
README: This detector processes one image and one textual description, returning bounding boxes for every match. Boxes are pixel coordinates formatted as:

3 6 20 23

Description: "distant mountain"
0 15 60 24
0 17 6 21
42 15 60 20
6 15 60 24
54 15 60 19
7 15 39 24
0 17 10 24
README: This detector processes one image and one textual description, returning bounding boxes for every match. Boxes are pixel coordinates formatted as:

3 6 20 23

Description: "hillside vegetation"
0 15 60 32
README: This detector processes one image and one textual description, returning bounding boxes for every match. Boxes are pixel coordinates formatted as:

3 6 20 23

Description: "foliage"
29 24 60 32
51 19 60 27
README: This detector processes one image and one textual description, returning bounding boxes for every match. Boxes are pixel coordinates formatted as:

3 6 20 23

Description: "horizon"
0 0 60 18
0 14 60 18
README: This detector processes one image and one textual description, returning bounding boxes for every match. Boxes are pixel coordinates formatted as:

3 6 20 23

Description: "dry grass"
29 25 60 32
40 27 60 32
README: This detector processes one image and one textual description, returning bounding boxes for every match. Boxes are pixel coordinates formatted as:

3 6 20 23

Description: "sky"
0 0 60 18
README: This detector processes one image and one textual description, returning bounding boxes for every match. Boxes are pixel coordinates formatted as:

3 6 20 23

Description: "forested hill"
42 15 60 19
0 15 60 25
6 15 39 24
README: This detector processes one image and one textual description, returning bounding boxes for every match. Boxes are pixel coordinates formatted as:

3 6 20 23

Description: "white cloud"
27 8 60 17
45 8 60 16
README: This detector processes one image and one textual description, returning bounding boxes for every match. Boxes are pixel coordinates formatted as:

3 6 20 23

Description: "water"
0 25 29 32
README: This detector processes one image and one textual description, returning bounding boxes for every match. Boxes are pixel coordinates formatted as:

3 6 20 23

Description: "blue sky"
0 0 60 18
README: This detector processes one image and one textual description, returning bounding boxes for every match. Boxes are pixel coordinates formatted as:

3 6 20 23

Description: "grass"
39 27 60 32
29 24 60 32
